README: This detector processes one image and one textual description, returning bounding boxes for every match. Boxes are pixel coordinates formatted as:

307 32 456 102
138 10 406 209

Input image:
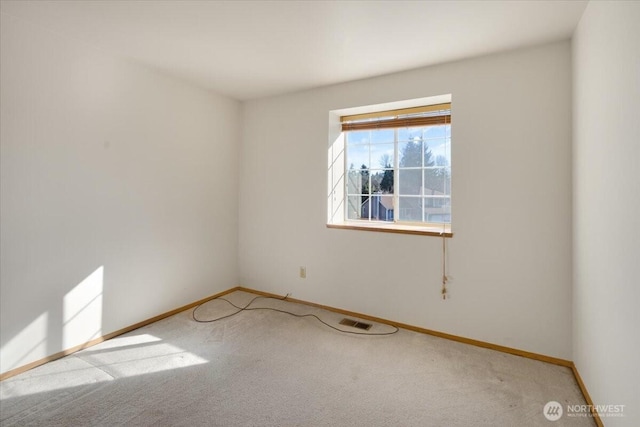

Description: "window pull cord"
441 229 448 300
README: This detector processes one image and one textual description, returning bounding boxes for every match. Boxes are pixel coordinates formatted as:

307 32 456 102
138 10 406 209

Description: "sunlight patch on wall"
63 266 103 349
327 115 345 224
0 312 49 372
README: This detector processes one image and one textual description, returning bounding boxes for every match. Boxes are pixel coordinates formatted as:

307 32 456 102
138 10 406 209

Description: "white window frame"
327 95 452 237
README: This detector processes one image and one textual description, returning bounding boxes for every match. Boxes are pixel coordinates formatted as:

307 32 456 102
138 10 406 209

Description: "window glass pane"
424 138 444 167
371 129 394 143
424 169 444 194
423 144 436 167
423 168 451 195
370 144 394 168
347 130 370 145
367 194 395 222
347 144 369 169
423 125 447 139
398 127 424 142
443 168 451 195
424 196 451 224
369 170 381 194
347 168 362 195
399 140 423 168
445 137 451 165
342 117 451 227
347 196 369 220
398 169 422 195
434 143 450 167
361 169 372 195
398 196 423 222
371 169 394 194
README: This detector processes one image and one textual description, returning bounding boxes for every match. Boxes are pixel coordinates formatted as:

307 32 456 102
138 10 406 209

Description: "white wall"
240 42 573 359
573 2 640 424
0 12 240 375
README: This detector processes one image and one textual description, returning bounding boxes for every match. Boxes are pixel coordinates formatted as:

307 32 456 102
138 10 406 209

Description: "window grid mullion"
393 128 399 223
342 120 451 226
421 135 425 223
368 130 372 221
343 134 348 222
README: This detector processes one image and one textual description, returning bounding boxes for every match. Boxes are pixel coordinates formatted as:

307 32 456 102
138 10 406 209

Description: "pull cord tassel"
442 234 448 300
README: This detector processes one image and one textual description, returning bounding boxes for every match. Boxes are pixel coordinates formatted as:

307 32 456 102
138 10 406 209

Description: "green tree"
359 164 371 214
380 169 393 193
360 164 370 196
377 154 394 193
399 138 435 168
399 138 436 196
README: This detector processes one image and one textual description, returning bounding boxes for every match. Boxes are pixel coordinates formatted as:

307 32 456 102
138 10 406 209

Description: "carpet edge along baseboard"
0 284 602 427
235 286 601 427
0 287 240 381
237 286 573 366
0 285 571 377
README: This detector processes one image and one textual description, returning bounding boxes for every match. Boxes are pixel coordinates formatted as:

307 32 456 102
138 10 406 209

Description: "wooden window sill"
327 222 453 238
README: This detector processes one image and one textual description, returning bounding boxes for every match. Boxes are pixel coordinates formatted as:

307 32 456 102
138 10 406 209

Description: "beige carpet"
1 291 594 426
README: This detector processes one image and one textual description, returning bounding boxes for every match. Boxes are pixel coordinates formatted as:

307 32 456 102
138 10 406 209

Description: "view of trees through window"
346 124 451 224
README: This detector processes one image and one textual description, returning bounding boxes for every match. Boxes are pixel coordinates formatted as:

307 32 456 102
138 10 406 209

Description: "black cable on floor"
192 294 399 336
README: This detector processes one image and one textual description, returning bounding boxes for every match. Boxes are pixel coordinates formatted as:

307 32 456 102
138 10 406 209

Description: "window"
327 98 452 237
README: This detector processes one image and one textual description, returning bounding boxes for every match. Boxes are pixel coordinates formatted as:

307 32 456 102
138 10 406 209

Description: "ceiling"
1 0 588 101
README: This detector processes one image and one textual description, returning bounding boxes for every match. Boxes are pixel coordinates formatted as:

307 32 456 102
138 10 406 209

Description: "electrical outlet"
299 266 306 279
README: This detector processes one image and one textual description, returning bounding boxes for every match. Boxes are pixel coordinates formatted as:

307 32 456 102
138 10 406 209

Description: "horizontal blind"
341 103 451 132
